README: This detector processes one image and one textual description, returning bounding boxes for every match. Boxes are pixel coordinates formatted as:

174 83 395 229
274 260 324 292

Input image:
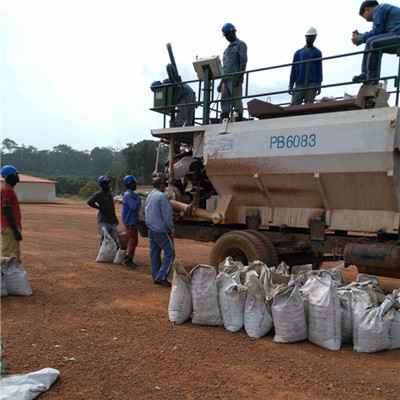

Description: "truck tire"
238 230 279 267
209 230 278 268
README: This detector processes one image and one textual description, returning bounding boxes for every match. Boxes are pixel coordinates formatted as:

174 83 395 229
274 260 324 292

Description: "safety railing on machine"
150 44 400 127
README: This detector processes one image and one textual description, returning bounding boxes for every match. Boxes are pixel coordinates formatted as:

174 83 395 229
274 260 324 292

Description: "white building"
0 174 58 203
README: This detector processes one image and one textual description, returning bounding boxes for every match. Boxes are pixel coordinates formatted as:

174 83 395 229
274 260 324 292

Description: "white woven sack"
96 227 117 263
168 260 192 324
244 275 273 339
190 264 222 326
308 277 342 351
337 287 353 343
216 272 246 332
388 290 400 350
1 256 32 296
1 272 8 297
353 297 393 353
113 249 126 264
272 284 307 343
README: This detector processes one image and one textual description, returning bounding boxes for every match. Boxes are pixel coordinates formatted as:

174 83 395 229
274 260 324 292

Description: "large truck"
138 46 400 279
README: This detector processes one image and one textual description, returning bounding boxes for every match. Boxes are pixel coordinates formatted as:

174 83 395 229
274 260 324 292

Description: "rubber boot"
123 253 138 268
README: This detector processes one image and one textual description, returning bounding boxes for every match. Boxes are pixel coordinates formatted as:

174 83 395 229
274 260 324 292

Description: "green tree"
79 181 99 200
1 138 18 153
122 140 167 185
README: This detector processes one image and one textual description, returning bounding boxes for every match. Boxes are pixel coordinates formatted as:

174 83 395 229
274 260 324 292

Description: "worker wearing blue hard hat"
87 175 119 246
121 175 141 268
1 165 23 259
217 22 247 122
222 22 236 36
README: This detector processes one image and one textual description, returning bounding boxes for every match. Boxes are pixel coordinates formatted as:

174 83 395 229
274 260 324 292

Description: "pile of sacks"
1 255 33 297
168 258 400 353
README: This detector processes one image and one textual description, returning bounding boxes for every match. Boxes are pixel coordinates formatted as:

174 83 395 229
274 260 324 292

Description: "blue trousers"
362 32 400 79
176 93 196 126
98 222 118 245
148 229 175 281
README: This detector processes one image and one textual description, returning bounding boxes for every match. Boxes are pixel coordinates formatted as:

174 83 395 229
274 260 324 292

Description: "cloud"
2 0 400 151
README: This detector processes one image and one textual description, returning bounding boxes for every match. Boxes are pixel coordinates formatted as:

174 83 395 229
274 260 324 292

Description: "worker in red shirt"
1 165 22 259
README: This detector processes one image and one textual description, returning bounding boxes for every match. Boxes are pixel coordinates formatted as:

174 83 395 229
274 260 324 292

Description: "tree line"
1 138 168 197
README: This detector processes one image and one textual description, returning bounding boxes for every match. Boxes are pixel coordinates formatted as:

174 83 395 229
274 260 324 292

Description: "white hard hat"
305 27 317 36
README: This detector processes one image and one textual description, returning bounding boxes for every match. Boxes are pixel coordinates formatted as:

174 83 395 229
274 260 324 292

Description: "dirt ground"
1 201 400 400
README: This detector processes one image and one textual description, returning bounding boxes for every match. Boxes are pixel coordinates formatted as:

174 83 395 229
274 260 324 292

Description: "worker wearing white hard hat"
288 27 323 105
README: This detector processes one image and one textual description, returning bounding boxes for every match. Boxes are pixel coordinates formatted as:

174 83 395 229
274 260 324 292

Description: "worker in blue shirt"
352 1 400 83
289 27 323 106
217 23 248 122
145 177 175 287
162 79 196 127
121 175 141 268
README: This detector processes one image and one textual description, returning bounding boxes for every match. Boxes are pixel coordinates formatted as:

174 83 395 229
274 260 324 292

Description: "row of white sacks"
1 255 33 297
168 258 400 353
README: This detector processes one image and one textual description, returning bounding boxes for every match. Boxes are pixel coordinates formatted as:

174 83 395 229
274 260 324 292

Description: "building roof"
0 174 58 184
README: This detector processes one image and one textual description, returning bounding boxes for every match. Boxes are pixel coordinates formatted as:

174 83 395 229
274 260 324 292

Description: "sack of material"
244 275 273 339
218 257 244 284
1 272 8 297
272 284 307 343
353 296 393 353
308 277 342 351
0 367 59 400
96 227 117 263
388 290 400 350
1 256 32 296
113 248 126 264
168 260 192 324
337 287 353 343
216 272 246 332
190 264 222 326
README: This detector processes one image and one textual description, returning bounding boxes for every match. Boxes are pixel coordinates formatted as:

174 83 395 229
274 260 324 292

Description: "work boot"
236 112 243 122
220 112 229 122
123 253 138 268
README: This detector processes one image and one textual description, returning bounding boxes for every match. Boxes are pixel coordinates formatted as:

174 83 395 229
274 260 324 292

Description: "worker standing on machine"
217 22 248 122
289 27 323 105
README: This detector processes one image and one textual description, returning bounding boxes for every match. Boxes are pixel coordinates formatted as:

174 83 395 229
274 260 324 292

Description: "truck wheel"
238 230 279 267
209 230 278 268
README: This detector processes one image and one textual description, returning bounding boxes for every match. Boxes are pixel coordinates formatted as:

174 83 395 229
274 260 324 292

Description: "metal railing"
151 44 400 127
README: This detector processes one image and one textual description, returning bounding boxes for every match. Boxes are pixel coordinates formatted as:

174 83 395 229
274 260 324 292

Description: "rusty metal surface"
343 242 400 270
248 98 360 119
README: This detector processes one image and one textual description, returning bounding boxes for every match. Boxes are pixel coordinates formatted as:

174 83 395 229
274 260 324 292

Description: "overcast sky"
2 0 400 152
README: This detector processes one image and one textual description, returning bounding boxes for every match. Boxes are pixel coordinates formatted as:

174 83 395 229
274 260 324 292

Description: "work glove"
288 86 293 95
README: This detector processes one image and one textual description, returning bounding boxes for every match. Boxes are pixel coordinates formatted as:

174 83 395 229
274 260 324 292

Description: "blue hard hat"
1 165 20 178
222 23 236 36
98 175 110 185
151 80 162 87
123 175 136 185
